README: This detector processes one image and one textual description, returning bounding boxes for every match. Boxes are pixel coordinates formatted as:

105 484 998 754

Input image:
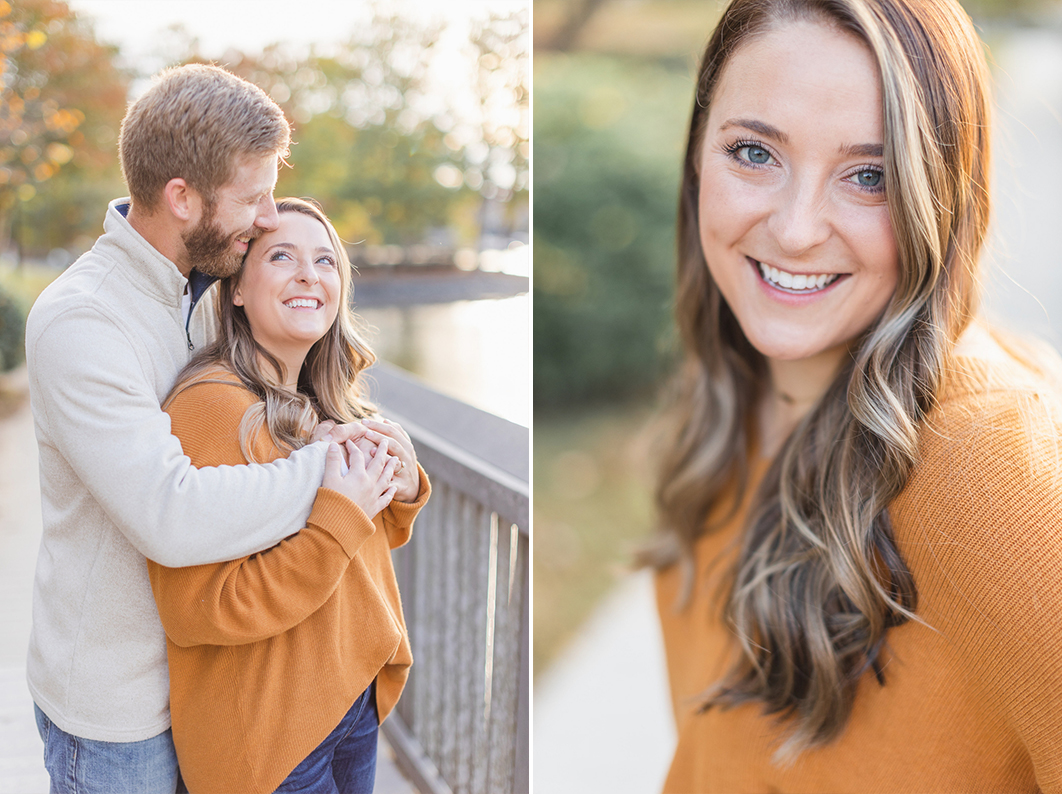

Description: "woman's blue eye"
850 169 883 189
744 145 770 164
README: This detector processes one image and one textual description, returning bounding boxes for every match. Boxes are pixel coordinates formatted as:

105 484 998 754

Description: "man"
25 64 343 793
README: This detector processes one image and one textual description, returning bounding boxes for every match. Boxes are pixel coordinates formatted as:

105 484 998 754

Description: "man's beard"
182 203 259 278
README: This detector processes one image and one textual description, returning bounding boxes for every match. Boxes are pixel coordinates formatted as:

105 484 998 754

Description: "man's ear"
163 178 201 222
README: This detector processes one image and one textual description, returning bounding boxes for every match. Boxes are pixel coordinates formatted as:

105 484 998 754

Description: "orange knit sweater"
656 330 1062 793
147 372 430 794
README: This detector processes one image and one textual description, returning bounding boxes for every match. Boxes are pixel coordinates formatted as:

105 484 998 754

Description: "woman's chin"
743 332 844 364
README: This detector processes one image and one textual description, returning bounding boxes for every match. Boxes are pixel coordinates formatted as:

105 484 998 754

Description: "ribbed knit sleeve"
380 463 431 549
892 389 1062 792
147 377 378 647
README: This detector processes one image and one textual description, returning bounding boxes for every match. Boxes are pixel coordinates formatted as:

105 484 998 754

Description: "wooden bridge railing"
370 363 529 794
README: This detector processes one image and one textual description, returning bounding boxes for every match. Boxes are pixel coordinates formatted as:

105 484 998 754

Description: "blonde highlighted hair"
644 0 991 758
118 63 290 211
166 198 376 462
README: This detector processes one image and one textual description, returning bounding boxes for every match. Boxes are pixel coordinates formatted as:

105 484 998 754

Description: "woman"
147 197 430 793
644 0 1062 791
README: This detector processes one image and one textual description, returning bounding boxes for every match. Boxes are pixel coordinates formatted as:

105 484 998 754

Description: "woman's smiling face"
234 210 342 380
698 19 899 364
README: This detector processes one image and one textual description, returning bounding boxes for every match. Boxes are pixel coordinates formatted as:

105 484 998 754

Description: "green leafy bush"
533 54 692 409
0 283 27 373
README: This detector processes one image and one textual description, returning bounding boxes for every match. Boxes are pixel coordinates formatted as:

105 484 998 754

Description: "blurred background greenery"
532 0 1062 676
0 0 527 260
0 0 529 426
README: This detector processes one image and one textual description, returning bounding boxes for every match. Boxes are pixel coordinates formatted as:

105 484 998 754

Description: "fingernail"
323 433 334 442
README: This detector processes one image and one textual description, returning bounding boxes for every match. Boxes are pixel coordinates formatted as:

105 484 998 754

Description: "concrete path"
533 25 1062 794
0 366 47 794
0 367 416 793
533 571 676 794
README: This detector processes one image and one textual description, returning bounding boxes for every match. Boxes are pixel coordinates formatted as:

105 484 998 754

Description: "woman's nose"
767 177 831 256
295 259 319 285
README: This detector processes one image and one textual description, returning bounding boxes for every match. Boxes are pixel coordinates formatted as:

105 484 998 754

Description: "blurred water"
358 294 529 427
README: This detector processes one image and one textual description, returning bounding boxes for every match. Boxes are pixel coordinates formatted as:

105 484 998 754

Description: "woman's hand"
360 418 420 502
322 437 399 520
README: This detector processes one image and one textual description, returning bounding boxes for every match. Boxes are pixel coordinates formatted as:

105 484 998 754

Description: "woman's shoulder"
166 365 260 465
892 329 1062 687
167 366 257 418
894 322 1062 589
926 322 1062 466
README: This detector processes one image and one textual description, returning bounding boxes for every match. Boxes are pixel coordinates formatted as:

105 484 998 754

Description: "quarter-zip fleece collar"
97 199 219 350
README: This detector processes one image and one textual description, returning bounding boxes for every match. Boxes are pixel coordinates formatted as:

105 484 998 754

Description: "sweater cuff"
389 464 431 519
307 487 377 559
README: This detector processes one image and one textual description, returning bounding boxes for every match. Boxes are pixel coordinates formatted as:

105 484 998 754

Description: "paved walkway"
534 571 676 794
534 25 1062 793
0 367 47 793
0 367 416 793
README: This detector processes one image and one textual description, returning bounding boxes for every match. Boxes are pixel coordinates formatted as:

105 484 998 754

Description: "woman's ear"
233 285 244 306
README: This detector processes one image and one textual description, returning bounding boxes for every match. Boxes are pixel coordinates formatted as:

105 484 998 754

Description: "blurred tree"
533 0 1056 57
0 281 25 371
209 4 529 247
538 0 613 51
534 54 691 408
3 2 526 257
0 0 128 258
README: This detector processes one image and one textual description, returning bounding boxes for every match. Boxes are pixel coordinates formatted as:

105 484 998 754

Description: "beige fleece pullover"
25 198 328 743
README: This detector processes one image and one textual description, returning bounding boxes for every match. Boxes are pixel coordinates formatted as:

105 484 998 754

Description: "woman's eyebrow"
841 142 884 157
719 118 883 158
719 117 788 143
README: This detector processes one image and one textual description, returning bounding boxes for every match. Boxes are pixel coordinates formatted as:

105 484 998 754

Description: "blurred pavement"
534 571 676 794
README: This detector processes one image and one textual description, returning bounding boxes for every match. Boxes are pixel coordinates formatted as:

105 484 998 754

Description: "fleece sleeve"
27 305 327 567
148 487 377 646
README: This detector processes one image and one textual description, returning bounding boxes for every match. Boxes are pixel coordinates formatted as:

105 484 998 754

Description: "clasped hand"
313 418 420 519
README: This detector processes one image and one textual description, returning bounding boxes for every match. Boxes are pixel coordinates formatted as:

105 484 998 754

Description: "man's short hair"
118 63 290 212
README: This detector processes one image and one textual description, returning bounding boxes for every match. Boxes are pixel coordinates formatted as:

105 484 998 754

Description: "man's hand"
311 420 370 446
321 438 398 520
360 418 420 503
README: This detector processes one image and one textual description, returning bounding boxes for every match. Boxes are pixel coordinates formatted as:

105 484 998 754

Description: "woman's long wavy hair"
165 197 377 461
644 0 991 758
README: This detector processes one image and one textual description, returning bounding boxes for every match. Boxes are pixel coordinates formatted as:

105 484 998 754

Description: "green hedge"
0 283 27 373
533 54 692 409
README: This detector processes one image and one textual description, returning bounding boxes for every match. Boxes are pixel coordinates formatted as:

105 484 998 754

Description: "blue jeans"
34 703 180 794
274 683 379 794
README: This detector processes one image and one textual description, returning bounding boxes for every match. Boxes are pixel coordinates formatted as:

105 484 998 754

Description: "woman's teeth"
757 261 839 291
284 299 319 309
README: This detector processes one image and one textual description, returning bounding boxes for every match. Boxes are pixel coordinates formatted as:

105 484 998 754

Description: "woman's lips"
749 256 848 296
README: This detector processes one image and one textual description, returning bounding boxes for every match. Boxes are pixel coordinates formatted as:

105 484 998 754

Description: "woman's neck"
758 345 848 459
258 349 307 392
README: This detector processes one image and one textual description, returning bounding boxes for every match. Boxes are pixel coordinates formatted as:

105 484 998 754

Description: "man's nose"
255 196 279 232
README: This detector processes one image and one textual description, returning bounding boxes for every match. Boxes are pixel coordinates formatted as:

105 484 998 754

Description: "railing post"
372 363 528 794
